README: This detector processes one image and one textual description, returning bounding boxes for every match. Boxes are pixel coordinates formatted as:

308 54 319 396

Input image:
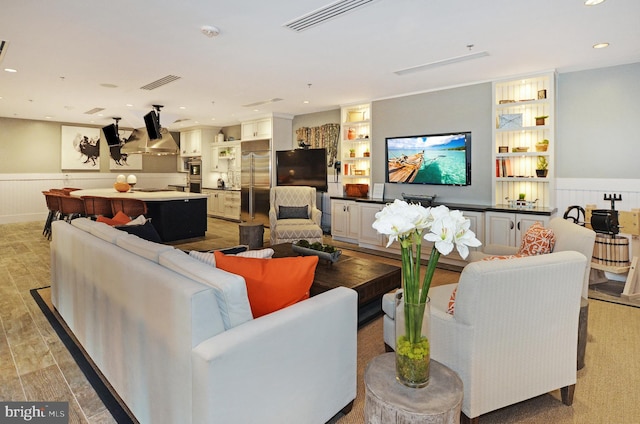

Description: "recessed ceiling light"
126 104 133 107
585 0 605 6
4 68 17 73
201 25 220 37
179 106 186 110
593 42 609 49
303 100 310 104
45 116 52 119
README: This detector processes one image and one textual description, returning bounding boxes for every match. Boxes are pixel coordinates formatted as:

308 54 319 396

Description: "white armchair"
468 217 596 299
269 186 323 245
431 251 587 422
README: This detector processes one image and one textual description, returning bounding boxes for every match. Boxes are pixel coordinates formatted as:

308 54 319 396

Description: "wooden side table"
238 222 264 249
364 353 463 424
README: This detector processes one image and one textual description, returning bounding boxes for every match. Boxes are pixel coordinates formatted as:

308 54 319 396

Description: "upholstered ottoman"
271 222 323 244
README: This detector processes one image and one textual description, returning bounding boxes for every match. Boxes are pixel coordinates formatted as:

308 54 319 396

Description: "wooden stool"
239 222 264 249
364 353 462 424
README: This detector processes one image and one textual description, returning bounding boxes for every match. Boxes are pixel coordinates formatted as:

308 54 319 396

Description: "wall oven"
187 159 202 193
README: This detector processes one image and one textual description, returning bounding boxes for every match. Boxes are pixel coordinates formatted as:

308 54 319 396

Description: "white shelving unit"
492 72 556 208
340 103 372 192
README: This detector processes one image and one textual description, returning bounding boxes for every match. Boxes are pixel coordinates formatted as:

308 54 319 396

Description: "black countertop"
329 195 557 216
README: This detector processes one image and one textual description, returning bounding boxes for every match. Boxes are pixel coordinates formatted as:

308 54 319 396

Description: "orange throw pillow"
96 211 131 226
214 252 319 318
517 222 555 256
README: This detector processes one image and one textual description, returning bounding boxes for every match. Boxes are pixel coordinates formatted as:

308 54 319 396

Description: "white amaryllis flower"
424 207 481 259
373 200 414 246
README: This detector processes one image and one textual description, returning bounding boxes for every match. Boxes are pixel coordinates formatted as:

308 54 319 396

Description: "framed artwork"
498 113 523 130
61 126 101 170
108 130 142 170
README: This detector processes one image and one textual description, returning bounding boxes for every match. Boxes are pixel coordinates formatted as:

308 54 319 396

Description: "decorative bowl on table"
292 240 342 263
114 182 131 193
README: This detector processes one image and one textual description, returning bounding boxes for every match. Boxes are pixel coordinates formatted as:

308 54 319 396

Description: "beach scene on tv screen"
387 134 468 185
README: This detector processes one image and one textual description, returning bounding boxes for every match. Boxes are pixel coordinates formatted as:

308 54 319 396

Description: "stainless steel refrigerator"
241 139 271 226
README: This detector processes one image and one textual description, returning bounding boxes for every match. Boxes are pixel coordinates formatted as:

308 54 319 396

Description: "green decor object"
293 240 341 263
372 200 481 388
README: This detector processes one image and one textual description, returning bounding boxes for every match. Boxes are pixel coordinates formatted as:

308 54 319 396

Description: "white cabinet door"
485 211 550 247
331 199 358 242
180 130 202 157
241 119 272 140
359 203 384 247
463 210 485 250
210 146 228 172
224 192 241 220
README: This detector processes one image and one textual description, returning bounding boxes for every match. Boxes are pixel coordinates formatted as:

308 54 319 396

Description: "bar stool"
58 195 86 222
82 196 113 220
42 191 61 239
111 198 147 219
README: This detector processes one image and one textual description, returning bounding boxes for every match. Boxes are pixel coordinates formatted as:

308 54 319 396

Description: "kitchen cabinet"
204 189 225 217
211 141 240 172
358 203 385 247
203 189 240 221
485 211 549 247
223 191 241 221
331 199 359 243
180 128 215 157
241 118 271 140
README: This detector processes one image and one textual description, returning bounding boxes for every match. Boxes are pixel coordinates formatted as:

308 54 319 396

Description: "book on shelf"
496 158 513 177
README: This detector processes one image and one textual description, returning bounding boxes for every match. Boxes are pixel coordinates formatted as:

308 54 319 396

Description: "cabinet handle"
510 220 514 230
517 221 521 231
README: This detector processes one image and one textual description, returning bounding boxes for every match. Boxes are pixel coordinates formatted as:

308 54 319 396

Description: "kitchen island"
71 188 209 242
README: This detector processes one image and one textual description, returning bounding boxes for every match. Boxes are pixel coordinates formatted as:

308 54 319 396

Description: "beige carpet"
336 293 640 423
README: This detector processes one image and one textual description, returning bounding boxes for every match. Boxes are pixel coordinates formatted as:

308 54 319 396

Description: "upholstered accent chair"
386 251 588 423
269 186 323 245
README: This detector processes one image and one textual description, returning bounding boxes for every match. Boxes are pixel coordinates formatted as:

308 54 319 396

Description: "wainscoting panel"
556 178 640 217
0 173 187 224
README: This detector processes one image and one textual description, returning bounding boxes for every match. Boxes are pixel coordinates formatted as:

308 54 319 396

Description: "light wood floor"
0 217 459 423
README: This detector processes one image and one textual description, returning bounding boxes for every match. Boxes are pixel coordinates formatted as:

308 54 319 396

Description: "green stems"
420 248 440 305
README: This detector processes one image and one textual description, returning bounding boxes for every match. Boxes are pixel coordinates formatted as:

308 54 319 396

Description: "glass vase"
395 296 431 388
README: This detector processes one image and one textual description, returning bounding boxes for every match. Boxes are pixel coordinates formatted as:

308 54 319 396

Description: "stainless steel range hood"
121 127 178 155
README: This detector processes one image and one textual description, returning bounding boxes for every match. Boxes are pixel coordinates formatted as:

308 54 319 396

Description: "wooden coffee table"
271 243 401 325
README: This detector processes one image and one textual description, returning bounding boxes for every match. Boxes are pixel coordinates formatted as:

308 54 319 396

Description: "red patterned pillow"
481 254 527 261
447 288 457 315
517 222 555 256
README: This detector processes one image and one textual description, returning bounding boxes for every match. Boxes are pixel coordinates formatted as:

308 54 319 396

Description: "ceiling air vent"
84 107 105 115
242 98 283 108
283 0 380 32
140 75 181 90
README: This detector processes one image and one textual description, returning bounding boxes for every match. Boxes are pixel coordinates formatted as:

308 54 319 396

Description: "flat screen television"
276 148 328 192
385 131 471 186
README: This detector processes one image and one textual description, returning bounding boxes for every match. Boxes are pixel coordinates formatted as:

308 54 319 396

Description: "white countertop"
70 188 209 201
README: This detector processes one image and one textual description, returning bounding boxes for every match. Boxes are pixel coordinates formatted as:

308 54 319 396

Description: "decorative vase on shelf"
395 296 431 388
347 128 356 140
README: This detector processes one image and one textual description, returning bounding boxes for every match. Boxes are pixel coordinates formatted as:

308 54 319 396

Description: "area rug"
30 286 137 424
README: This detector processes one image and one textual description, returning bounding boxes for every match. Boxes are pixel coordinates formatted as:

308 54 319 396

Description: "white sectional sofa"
50 218 357 424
